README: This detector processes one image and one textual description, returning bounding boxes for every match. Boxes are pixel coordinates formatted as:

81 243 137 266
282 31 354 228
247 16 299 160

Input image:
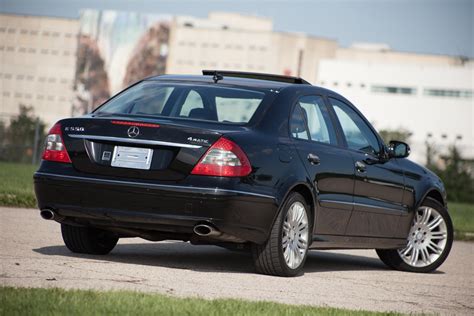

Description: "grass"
449 202 474 241
0 286 401 316
0 162 37 208
0 161 472 240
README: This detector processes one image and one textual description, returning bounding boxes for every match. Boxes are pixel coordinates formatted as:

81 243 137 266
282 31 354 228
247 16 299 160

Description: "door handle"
355 161 366 172
307 153 321 165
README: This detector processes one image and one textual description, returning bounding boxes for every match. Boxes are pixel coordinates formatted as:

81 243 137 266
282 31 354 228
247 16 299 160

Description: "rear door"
328 97 406 238
290 95 355 236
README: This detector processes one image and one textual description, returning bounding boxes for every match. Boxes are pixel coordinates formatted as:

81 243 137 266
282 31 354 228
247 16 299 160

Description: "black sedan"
34 70 453 277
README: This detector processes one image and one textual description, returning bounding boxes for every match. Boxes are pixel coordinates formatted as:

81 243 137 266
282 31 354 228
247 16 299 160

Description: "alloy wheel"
282 201 309 269
398 206 448 268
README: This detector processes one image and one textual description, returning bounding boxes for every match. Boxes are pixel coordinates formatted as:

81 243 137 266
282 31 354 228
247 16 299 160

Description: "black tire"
61 223 118 255
376 198 453 273
251 192 311 277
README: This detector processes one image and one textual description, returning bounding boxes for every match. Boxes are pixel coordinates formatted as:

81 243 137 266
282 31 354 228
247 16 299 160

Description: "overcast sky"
1 0 472 57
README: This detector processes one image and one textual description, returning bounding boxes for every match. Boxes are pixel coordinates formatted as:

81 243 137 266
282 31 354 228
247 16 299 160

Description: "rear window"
94 81 267 124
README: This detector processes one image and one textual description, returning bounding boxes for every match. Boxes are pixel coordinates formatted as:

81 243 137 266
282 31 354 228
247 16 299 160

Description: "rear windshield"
94 81 267 124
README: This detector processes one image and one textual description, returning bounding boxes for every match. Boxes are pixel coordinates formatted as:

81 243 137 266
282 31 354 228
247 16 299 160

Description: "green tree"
426 143 474 203
378 128 412 144
0 105 46 163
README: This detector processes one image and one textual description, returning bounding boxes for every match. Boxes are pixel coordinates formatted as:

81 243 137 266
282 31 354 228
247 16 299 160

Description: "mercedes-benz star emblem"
127 126 140 138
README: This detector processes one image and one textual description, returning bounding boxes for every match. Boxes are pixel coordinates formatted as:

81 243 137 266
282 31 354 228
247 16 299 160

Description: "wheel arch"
420 188 446 208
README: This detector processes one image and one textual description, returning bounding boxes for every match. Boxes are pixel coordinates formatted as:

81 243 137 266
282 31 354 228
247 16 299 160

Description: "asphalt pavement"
1 207 473 314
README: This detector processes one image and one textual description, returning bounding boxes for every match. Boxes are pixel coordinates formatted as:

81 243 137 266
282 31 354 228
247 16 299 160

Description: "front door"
329 98 406 238
290 95 355 236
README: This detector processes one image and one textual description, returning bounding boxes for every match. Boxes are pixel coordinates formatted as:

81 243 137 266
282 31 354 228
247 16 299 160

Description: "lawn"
0 287 401 316
0 161 472 240
0 162 37 208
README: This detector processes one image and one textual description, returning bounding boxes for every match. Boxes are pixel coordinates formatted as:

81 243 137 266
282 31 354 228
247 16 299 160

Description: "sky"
1 0 473 57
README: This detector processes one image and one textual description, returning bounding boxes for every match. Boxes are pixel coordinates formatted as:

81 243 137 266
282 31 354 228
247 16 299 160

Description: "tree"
378 128 412 144
0 105 46 163
425 143 474 203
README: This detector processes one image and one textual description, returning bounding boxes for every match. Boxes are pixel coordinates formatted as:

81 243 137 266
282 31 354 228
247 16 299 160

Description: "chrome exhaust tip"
40 209 55 220
193 224 221 237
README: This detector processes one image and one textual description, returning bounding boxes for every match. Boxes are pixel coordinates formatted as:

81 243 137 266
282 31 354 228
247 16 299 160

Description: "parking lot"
1 206 473 315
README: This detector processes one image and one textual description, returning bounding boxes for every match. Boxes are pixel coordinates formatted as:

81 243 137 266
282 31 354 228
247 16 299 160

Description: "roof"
149 72 310 89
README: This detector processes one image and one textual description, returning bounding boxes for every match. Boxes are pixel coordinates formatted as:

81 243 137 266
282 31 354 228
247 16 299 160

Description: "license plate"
111 146 153 170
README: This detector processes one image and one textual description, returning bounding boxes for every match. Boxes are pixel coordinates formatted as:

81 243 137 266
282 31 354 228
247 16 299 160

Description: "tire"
251 192 311 277
376 198 453 273
61 223 119 255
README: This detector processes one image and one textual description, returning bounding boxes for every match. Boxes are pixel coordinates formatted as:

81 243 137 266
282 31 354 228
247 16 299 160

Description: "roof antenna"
212 71 223 83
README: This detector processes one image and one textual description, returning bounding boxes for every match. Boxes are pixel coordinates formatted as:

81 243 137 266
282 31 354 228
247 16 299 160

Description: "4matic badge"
187 137 209 145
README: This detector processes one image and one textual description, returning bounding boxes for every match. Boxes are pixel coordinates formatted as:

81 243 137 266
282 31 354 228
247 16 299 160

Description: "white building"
317 44 473 162
0 13 78 125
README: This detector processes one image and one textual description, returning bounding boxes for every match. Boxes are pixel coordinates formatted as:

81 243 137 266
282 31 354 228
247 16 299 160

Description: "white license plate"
111 146 153 170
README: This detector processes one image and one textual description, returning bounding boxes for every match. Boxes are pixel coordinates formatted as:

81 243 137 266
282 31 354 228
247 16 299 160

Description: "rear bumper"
34 171 278 244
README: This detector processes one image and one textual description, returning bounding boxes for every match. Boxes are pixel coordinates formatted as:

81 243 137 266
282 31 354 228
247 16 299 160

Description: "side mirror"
388 140 410 158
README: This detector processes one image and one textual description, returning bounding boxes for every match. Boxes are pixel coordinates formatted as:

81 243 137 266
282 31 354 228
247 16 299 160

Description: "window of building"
48 78 56 83
4 74 12 79
47 95 55 101
42 31 50 36
0 27 6 33
30 30 38 35
63 51 70 56
19 47 26 53
27 75 34 81
371 85 417 95
20 29 28 34
51 50 59 55
15 92 23 98
41 49 49 54
7 28 16 34
52 32 60 37
0 46 4 51
16 75 25 80
6 47 14 52
28 48 36 53
423 88 472 99
3 92 10 97
65 33 73 38
37 94 44 100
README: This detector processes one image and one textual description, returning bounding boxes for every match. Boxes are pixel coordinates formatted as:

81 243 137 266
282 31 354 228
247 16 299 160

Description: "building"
0 13 78 126
166 12 337 84
317 44 473 162
1 11 472 164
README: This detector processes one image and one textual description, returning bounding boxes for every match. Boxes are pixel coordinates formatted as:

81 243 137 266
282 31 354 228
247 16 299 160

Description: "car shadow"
33 240 393 275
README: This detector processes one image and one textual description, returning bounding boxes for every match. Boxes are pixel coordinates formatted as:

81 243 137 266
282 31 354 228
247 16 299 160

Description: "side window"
290 95 336 144
330 98 381 155
290 104 310 140
179 90 204 116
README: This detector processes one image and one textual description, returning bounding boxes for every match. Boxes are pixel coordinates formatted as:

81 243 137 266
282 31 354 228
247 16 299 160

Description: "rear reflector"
42 123 72 163
111 120 160 128
191 137 252 177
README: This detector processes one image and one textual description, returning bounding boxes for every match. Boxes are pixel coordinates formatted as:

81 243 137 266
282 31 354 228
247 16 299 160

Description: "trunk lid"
59 115 234 181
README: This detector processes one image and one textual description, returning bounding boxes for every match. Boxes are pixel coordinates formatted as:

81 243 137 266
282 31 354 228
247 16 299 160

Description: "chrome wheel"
398 206 448 268
282 201 309 269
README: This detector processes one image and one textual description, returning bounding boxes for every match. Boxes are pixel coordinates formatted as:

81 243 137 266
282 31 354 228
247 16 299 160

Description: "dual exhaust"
193 223 245 243
40 209 55 220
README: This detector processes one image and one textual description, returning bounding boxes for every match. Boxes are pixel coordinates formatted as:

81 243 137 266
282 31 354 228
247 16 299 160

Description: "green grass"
0 161 472 240
0 286 401 316
0 162 37 208
448 202 474 241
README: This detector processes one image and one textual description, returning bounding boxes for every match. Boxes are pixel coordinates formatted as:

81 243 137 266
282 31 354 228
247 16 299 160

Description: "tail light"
42 123 72 163
191 137 252 177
